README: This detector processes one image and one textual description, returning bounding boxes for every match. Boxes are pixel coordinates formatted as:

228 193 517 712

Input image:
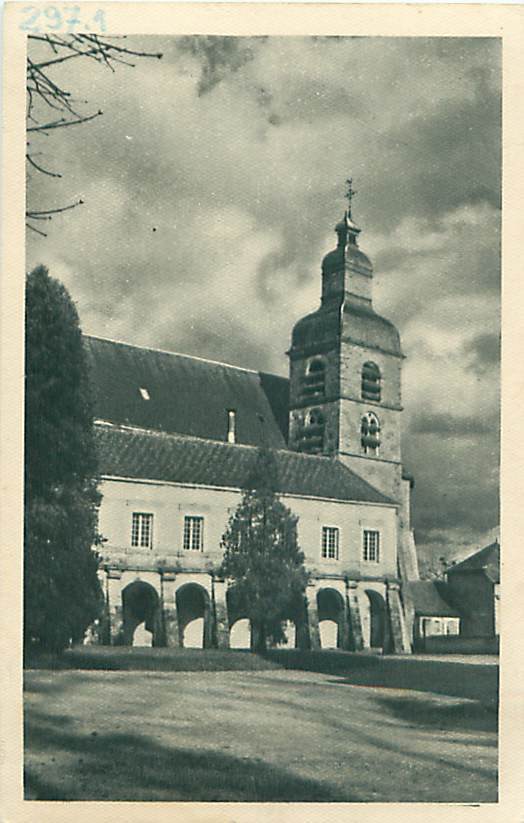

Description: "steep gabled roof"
406 580 460 617
84 335 289 448
447 541 500 583
95 423 394 505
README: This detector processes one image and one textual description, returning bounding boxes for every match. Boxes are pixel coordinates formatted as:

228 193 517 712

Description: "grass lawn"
24 649 498 803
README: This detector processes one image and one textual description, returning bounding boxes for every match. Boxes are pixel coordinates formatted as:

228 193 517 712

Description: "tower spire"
344 177 358 220
335 177 361 250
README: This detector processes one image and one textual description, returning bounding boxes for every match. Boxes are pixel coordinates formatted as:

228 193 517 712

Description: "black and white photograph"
4 3 519 812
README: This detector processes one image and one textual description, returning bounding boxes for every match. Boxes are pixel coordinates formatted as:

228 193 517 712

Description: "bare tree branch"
27 111 103 133
44 33 59 55
27 154 62 178
26 34 162 235
27 199 84 218
27 222 48 237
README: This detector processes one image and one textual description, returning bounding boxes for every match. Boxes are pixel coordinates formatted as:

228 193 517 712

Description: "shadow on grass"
375 694 498 735
263 650 499 705
26 646 283 673
25 647 499 705
25 712 352 802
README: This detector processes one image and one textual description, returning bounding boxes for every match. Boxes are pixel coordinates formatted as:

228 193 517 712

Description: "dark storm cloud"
407 430 499 535
410 411 494 436
26 36 501 561
463 332 501 375
176 36 265 95
363 83 501 233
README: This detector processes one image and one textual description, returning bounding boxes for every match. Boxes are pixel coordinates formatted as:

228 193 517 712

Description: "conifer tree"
219 450 309 651
24 265 103 652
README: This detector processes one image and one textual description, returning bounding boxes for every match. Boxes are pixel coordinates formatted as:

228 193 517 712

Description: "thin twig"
26 34 162 231
27 199 84 217
27 111 102 132
26 222 48 237
27 154 62 178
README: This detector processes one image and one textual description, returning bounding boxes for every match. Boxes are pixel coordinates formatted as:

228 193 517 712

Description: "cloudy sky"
27 36 501 571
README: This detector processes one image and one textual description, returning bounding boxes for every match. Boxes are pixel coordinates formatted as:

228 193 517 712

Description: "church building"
85 194 421 653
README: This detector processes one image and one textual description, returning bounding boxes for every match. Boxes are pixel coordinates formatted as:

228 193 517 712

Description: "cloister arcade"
96 569 396 652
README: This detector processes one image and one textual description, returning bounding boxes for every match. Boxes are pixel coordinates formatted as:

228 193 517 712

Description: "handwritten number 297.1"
20 6 107 34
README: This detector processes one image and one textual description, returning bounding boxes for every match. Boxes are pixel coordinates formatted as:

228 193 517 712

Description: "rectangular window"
321 526 339 560
183 516 204 551
131 512 153 549
363 529 380 563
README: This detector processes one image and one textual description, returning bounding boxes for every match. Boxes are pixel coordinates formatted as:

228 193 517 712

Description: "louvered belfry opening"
361 361 381 402
298 407 325 454
300 358 326 402
361 411 380 455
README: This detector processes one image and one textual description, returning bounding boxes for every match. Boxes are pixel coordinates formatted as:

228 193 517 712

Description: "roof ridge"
94 421 262 451
94 421 393 504
96 420 343 461
84 333 286 380
95 421 334 460
450 540 500 571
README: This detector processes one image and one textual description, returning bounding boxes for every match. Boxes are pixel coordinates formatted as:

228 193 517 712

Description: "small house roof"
447 541 500 583
406 580 461 617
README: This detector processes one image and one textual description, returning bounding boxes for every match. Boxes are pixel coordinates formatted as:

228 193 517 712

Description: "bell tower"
288 180 401 489
287 182 419 580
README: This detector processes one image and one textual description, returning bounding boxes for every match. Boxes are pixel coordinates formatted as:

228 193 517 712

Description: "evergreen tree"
25 265 103 652
219 450 309 651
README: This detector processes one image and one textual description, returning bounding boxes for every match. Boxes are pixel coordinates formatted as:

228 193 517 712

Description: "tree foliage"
219 450 309 651
25 265 103 652
26 34 162 236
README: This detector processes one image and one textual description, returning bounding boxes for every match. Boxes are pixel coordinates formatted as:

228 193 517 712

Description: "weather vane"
345 178 357 219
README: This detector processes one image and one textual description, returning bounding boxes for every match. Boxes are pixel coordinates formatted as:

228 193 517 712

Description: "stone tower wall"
339 342 402 409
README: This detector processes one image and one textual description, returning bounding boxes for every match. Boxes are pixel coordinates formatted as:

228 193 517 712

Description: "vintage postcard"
1 2 523 821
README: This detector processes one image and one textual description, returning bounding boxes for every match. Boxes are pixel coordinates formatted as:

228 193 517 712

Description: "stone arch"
121 580 161 647
363 589 388 650
226 586 251 649
226 586 248 623
176 582 212 648
316 587 348 649
229 619 251 649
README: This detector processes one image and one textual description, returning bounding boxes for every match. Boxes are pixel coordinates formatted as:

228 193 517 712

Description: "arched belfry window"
300 358 326 400
361 412 380 455
361 362 381 402
298 407 325 454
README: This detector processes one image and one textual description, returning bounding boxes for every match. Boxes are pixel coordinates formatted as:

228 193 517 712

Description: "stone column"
152 586 165 648
337 598 351 651
212 578 230 649
88 569 108 645
305 584 320 650
250 623 262 652
203 594 214 649
387 581 412 654
106 568 124 645
346 580 364 651
161 572 180 648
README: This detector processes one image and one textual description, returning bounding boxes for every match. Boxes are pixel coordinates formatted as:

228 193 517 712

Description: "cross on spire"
345 177 357 219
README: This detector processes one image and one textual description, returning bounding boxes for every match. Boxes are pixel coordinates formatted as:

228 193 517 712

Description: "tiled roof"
447 541 500 583
84 335 289 448
95 424 394 505
406 580 460 617
291 303 402 358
